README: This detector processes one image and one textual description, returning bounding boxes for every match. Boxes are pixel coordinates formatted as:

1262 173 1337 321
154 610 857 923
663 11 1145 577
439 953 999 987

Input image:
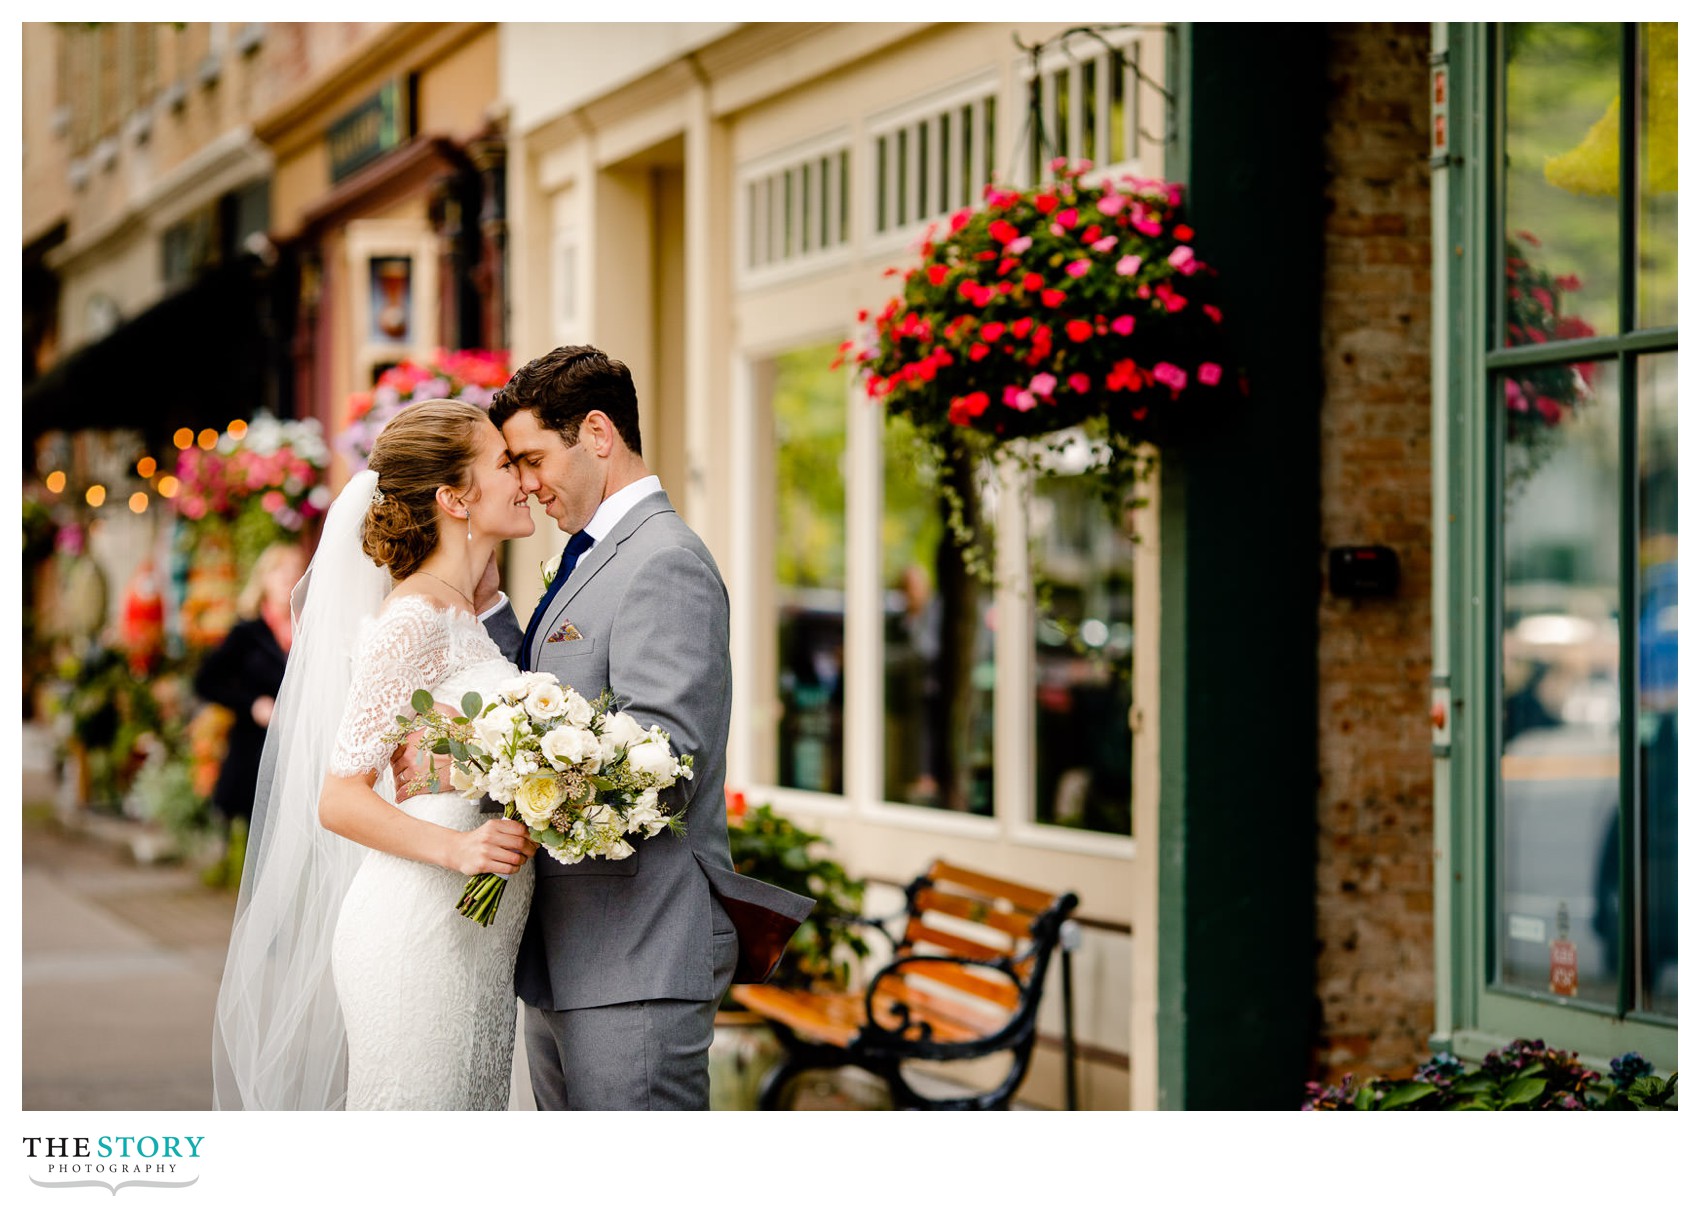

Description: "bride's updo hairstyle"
362 399 489 580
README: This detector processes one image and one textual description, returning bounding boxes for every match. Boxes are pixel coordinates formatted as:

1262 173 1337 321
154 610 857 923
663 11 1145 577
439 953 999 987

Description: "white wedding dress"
326 595 534 1110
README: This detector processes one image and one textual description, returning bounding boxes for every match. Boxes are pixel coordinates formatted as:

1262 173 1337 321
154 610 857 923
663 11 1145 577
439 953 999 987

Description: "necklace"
417 570 476 612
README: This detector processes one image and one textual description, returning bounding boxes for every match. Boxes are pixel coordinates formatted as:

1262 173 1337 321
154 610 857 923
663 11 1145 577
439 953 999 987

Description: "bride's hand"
389 701 461 801
445 818 538 876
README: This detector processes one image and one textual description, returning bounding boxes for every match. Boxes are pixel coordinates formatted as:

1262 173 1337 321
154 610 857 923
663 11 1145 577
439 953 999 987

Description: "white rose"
524 671 559 693
601 711 647 752
511 750 538 777
448 763 480 797
604 837 635 861
539 725 601 771
624 789 667 838
525 683 567 720
625 737 677 784
473 704 521 752
562 688 595 728
496 676 533 702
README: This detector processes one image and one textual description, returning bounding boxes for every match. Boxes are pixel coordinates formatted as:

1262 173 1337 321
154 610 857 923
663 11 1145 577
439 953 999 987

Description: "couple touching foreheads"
212 345 811 1111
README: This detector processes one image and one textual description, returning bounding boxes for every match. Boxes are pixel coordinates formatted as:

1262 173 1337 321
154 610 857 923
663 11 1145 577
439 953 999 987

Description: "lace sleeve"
327 597 455 778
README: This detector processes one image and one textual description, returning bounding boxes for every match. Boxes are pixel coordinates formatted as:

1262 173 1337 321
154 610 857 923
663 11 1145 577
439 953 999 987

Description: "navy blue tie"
521 530 595 670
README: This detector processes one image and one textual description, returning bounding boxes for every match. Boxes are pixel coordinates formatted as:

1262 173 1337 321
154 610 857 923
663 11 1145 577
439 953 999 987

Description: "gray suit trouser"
524 924 737 1110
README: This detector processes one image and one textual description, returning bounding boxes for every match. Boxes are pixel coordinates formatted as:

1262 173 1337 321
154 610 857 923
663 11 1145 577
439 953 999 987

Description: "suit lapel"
531 490 676 668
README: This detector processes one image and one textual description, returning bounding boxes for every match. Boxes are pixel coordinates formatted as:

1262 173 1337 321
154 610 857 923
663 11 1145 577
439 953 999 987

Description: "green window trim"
1437 21 1677 1072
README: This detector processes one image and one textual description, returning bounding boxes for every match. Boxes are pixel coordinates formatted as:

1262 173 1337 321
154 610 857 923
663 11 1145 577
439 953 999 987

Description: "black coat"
193 617 288 820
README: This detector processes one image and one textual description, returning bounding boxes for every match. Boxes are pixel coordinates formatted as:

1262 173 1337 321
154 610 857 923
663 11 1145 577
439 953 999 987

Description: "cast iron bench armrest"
854 952 1035 1060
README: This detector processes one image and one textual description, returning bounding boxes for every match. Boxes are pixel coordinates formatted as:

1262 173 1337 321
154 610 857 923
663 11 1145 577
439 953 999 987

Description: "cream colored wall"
22 23 72 245
502 23 1163 1106
500 22 734 135
417 25 502 141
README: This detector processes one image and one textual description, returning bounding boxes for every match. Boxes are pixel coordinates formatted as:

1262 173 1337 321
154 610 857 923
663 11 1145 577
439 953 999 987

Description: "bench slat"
880 958 1021 1010
927 860 1058 913
913 887 1035 939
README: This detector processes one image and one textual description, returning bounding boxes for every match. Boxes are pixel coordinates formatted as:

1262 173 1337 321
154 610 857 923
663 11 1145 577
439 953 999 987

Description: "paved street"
22 807 235 1110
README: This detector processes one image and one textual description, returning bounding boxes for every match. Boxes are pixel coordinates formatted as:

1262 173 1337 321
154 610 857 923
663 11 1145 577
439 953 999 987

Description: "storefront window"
1498 361 1618 1006
772 344 847 793
1031 473 1134 835
881 412 994 813
1489 22 1676 1022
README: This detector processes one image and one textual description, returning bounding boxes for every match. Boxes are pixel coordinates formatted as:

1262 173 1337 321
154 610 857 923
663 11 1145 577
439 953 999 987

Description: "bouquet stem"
457 805 520 927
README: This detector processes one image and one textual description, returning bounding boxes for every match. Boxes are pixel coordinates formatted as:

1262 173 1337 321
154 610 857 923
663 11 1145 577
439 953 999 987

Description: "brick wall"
1314 22 1436 1082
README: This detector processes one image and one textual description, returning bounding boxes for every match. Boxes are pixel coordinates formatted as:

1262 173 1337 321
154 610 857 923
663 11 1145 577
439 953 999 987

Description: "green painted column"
1156 23 1328 1108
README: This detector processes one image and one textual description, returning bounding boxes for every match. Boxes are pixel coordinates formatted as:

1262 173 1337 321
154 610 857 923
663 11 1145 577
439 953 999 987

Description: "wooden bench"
730 860 1079 1110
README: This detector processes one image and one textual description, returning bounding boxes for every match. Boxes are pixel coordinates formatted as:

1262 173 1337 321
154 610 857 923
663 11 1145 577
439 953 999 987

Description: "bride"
212 400 540 1110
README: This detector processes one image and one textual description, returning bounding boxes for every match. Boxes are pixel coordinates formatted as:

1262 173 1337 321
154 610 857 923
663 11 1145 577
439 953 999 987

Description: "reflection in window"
1636 353 1677 1017
1639 23 1678 329
1032 472 1134 835
1504 22 1621 343
773 345 847 794
881 414 995 813
1498 361 1619 1007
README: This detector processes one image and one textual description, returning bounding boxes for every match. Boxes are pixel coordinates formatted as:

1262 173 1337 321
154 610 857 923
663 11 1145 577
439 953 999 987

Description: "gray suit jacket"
490 489 811 1012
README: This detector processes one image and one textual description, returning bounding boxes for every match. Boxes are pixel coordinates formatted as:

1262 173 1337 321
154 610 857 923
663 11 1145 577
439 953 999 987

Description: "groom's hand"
389 701 458 802
473 551 502 615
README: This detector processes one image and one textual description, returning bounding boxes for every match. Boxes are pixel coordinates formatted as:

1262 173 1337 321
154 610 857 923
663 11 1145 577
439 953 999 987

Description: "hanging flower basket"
341 348 512 472
1503 231 1597 497
846 160 1240 567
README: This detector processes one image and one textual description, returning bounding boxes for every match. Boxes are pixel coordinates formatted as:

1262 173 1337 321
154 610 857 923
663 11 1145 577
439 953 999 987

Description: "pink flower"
1068 372 1091 393
1003 386 1038 412
1093 235 1118 253
1030 372 1057 397
1153 362 1188 392
1111 315 1135 336
1066 259 1091 279
1168 245 1197 274
1198 362 1222 386
1066 319 1094 343
1057 208 1079 229
1504 380 1530 412
1133 217 1163 237
1116 254 1143 276
1006 235 1032 254
1096 193 1126 216
1534 396 1564 424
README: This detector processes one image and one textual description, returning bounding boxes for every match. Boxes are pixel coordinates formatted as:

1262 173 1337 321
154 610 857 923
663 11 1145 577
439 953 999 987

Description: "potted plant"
709 791 871 1109
1302 1039 1677 1110
1502 231 1598 498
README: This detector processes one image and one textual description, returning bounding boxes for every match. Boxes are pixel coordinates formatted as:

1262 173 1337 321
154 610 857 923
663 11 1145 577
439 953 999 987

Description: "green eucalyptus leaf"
411 689 434 714
461 691 483 718
430 739 452 754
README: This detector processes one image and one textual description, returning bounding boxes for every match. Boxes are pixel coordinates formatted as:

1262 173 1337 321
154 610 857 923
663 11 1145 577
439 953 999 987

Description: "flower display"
848 159 1238 450
386 673 694 926
169 414 330 583
340 349 512 472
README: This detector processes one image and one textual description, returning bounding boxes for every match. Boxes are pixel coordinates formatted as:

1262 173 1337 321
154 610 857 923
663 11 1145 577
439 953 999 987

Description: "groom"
484 344 812 1111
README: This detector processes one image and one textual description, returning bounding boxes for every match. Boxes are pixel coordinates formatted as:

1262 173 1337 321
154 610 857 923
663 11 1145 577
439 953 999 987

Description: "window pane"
1639 22 1678 329
773 345 846 794
881 414 995 814
1503 23 1621 345
1032 473 1134 835
1637 352 1677 1016
1498 360 1619 1006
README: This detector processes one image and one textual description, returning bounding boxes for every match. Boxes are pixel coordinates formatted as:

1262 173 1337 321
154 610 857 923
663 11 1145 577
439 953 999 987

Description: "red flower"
969 343 990 361
1041 289 1066 308
1081 224 1102 244
981 321 1006 342
949 209 973 233
1173 224 1194 241
1035 194 1059 215
928 264 951 286
989 218 1020 245
1024 272 1045 292
1068 372 1091 393
1204 304 1223 324
998 258 1020 276
1010 317 1034 338
1066 319 1094 343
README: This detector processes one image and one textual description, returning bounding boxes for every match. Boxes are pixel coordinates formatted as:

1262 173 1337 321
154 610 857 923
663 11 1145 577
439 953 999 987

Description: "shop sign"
327 80 407 184
1429 51 1449 167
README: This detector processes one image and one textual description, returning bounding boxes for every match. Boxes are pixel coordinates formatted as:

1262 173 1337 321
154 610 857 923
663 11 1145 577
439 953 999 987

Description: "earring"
466 514 472 543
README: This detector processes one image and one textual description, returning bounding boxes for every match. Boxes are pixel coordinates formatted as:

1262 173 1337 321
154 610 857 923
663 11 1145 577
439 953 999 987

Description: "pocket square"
546 620 585 644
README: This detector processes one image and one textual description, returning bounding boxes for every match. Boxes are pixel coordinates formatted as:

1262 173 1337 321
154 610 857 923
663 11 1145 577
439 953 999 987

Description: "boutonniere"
541 550 562 589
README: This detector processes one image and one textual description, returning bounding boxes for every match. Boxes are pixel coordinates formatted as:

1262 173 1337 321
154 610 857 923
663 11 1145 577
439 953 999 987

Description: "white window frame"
1014 24 1166 188
734 129 853 292
862 67 1002 256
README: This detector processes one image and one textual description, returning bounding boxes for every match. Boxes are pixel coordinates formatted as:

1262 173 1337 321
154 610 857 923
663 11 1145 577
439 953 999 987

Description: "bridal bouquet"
384 672 694 925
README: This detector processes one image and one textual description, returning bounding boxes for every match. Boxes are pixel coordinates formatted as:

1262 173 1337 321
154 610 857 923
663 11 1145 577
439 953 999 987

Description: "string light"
228 419 248 440
174 428 194 449
85 485 107 507
197 428 219 450
129 492 149 514
136 456 157 478
45 471 66 493
156 475 180 498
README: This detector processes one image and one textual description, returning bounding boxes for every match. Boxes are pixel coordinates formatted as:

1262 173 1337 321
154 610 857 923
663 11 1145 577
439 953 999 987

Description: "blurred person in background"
193 543 307 870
